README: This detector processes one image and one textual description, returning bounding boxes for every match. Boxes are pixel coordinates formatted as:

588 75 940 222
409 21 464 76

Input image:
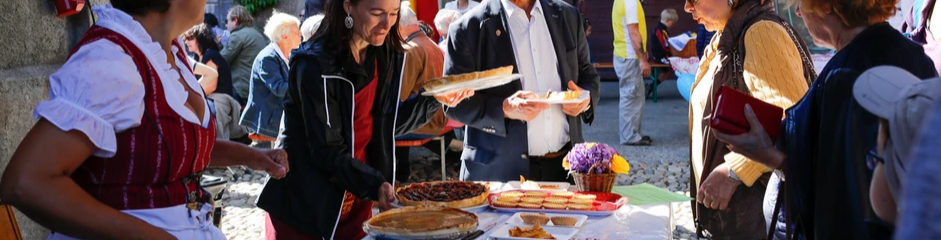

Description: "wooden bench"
592 62 673 102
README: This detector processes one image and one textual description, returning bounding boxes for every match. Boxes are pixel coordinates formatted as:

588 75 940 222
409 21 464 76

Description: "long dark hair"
314 0 403 51
204 13 220 28
183 24 221 56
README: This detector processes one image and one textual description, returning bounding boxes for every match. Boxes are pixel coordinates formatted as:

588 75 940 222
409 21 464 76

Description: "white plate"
421 74 522 96
489 224 579 240
524 91 591 104
507 212 588 228
502 181 571 191
390 201 490 212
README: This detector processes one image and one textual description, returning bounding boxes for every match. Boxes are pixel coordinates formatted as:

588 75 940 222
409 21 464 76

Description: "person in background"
907 0 941 73
300 13 325 42
649 9 677 64
255 0 472 238
683 0 816 238
240 12 302 149
695 24 716 58
434 9 461 50
444 0 480 15
184 23 234 98
184 24 246 140
0 1 288 239
222 5 268 105
612 0 652 146
302 0 324 19
394 1 452 183
444 0 599 181
712 0 938 238
204 13 229 47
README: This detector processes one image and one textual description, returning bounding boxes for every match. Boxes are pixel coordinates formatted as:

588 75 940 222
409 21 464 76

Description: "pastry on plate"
550 216 578 227
542 202 567 210
519 202 542 209
520 213 550 225
550 192 574 198
567 203 592 210
545 197 569 204
524 191 549 198
493 200 518 208
395 181 489 208
508 224 555 239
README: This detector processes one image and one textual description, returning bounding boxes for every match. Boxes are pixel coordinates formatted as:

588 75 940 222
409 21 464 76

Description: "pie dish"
396 181 489 208
364 206 478 238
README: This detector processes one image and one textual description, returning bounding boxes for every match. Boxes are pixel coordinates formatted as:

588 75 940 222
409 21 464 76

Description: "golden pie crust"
425 65 514 90
366 206 478 237
396 181 489 208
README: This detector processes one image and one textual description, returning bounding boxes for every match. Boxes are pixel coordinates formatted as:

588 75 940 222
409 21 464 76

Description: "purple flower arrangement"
563 142 629 175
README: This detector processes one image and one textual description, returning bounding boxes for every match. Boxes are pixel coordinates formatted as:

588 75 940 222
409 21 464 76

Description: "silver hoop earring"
344 14 354 29
728 0 734 6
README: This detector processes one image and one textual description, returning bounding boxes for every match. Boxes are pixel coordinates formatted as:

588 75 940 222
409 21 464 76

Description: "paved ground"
584 80 691 165
216 80 703 239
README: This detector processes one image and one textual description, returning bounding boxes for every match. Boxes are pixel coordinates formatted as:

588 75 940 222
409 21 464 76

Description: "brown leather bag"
0 205 22 240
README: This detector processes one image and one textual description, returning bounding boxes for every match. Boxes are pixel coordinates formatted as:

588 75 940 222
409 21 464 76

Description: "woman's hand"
434 89 475 107
561 81 591 116
376 182 395 211
713 104 786 169
246 149 289 179
697 162 740 210
503 91 550 121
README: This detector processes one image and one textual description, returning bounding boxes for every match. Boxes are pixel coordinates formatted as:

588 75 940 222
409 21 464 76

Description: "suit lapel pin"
496 29 502 37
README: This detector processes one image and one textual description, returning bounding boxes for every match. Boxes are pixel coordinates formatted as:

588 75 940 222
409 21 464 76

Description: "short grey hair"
434 9 461 36
660 9 679 22
400 1 419 28
264 11 301 42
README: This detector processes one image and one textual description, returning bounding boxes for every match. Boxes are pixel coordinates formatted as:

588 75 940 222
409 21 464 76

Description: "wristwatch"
728 165 741 182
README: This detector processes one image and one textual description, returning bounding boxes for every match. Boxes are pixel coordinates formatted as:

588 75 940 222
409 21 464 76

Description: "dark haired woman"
255 0 472 239
203 13 229 47
184 23 234 98
0 1 289 239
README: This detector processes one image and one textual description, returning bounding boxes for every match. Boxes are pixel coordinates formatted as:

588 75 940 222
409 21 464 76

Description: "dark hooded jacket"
256 36 440 238
773 23 937 240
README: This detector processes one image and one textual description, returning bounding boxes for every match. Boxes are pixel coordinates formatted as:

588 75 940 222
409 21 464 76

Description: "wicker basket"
571 163 617 192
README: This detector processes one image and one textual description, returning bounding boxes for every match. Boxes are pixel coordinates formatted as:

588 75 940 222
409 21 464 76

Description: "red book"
709 86 784 141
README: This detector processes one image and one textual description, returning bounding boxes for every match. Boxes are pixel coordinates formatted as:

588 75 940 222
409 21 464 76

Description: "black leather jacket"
256 37 439 238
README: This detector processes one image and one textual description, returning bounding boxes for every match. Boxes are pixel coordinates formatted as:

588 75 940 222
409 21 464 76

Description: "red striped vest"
69 26 217 210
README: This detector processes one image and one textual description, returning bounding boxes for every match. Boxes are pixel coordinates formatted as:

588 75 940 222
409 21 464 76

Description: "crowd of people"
0 0 940 239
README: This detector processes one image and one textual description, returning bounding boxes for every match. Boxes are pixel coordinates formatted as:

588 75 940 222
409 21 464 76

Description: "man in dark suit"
443 0 600 181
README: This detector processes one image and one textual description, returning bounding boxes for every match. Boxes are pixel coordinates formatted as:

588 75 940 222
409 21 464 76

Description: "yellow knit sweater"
692 21 809 187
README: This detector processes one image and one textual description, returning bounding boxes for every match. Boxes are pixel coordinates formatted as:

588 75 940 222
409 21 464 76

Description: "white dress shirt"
501 0 569 156
32 5 210 158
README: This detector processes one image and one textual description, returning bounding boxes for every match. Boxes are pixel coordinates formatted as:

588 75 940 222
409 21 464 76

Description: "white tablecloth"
474 203 674 240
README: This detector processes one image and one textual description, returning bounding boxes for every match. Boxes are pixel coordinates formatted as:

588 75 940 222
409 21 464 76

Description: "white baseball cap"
853 65 940 198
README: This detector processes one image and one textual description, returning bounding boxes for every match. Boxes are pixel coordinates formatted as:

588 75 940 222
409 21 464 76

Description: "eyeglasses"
865 149 886 170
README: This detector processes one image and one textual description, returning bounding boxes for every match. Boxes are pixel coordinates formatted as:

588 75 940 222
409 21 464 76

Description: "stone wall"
0 0 299 239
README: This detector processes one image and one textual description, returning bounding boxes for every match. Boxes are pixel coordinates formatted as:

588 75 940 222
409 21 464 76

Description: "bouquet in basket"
562 142 630 192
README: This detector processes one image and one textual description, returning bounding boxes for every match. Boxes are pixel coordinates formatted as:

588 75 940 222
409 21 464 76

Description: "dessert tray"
488 190 627 216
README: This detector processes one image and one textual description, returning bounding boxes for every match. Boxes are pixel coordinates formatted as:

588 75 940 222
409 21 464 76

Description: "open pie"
396 181 489 208
365 206 478 238
425 65 515 90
